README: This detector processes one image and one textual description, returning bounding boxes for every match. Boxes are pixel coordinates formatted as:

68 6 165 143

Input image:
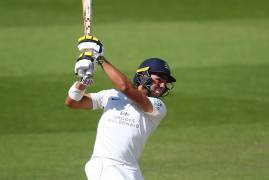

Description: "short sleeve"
145 97 167 125
90 90 109 110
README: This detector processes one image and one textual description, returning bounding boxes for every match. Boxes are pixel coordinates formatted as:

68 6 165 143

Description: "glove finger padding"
75 52 96 78
77 36 104 57
85 63 95 77
75 60 91 77
77 68 85 77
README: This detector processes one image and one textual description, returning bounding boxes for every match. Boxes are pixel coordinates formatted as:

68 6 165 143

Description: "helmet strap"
160 83 174 97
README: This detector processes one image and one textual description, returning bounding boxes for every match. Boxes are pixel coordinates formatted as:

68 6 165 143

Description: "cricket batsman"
65 36 176 180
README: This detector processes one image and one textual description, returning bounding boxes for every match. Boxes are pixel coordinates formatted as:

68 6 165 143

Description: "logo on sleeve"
111 97 121 101
153 99 162 110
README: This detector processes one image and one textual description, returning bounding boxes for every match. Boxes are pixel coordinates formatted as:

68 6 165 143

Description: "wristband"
68 82 85 101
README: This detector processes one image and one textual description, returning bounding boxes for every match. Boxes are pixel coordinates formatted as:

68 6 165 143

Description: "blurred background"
0 0 269 179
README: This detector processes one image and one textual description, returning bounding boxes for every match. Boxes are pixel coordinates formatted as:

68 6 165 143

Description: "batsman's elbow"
117 80 132 93
65 97 77 109
118 84 130 93
65 95 93 110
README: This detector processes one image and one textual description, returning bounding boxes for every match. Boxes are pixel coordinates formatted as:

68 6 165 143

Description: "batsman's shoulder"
91 88 120 100
146 97 167 117
105 88 120 96
148 97 166 110
91 88 114 95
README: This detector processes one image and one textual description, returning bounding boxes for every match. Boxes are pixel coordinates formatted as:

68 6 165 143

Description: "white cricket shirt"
90 89 167 166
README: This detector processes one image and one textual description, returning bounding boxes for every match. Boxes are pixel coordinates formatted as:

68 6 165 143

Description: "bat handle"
84 17 92 36
83 0 92 36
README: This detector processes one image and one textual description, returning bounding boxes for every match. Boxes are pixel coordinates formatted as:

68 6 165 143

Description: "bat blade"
82 0 92 36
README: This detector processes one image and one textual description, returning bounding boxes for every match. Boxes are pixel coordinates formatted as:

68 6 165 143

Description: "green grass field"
1 0 269 179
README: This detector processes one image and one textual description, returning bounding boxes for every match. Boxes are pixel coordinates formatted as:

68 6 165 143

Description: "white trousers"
85 157 144 180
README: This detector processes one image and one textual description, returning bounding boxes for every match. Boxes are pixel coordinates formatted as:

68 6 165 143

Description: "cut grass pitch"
0 18 269 180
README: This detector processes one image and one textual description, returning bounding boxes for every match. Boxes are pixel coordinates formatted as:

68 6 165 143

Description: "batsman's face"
150 73 168 97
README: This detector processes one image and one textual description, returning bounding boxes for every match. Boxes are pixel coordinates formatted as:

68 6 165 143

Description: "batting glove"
75 52 97 79
80 75 94 86
77 36 104 59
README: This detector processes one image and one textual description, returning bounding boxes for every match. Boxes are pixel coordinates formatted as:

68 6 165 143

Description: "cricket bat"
82 0 93 36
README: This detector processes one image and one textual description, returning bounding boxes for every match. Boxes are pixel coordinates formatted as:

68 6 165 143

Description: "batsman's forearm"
100 59 133 92
99 58 153 113
75 81 88 90
65 81 93 110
